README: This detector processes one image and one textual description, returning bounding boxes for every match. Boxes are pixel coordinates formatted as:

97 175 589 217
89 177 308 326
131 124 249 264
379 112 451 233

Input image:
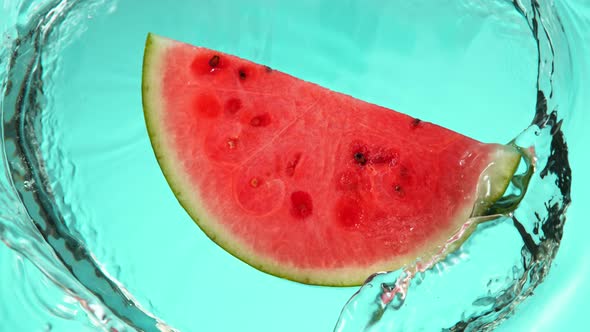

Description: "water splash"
1 0 175 331
335 1 573 330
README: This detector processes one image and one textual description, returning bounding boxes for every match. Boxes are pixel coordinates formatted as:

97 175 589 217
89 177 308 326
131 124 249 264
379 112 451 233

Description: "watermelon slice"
142 34 521 286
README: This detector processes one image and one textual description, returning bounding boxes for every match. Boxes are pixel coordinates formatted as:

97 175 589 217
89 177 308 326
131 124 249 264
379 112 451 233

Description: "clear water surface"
1 0 588 331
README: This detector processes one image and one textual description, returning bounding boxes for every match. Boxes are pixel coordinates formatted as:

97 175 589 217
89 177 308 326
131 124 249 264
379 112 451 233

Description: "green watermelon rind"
142 33 521 286
142 34 334 284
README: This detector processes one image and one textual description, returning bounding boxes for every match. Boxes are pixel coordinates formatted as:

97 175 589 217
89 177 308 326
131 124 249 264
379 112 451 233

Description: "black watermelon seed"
239 69 247 80
354 152 367 166
209 55 220 68
411 118 422 128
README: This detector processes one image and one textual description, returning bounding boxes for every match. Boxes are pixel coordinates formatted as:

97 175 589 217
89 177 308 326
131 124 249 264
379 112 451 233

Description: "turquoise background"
1 0 588 331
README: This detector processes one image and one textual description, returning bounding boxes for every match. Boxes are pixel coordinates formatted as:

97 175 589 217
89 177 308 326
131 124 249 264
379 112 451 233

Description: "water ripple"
0 0 581 331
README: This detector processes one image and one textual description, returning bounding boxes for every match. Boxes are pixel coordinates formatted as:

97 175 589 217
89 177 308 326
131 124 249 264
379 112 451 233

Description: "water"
0 0 587 331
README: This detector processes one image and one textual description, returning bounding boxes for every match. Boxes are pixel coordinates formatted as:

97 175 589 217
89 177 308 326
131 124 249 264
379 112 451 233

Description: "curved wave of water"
0 0 583 331
336 1 575 330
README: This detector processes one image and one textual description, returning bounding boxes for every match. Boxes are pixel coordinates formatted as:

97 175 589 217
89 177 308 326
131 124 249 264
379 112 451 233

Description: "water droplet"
23 179 35 191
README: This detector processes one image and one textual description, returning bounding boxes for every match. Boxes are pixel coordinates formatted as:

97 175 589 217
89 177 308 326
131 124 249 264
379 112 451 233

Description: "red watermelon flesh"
142 34 521 286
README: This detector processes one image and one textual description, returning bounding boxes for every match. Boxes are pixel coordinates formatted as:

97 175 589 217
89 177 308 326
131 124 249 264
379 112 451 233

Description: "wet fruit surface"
143 34 518 285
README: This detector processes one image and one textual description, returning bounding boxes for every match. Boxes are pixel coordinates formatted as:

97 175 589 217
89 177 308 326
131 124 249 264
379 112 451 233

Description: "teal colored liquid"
0 0 588 331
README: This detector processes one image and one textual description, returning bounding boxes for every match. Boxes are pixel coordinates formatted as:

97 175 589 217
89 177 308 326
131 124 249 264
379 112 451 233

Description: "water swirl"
0 0 585 331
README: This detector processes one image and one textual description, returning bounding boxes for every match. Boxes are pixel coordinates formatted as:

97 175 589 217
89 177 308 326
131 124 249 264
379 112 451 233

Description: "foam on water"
0 0 586 331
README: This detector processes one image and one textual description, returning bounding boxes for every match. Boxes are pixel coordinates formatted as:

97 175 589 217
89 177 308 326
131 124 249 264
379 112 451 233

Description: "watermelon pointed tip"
472 144 523 216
